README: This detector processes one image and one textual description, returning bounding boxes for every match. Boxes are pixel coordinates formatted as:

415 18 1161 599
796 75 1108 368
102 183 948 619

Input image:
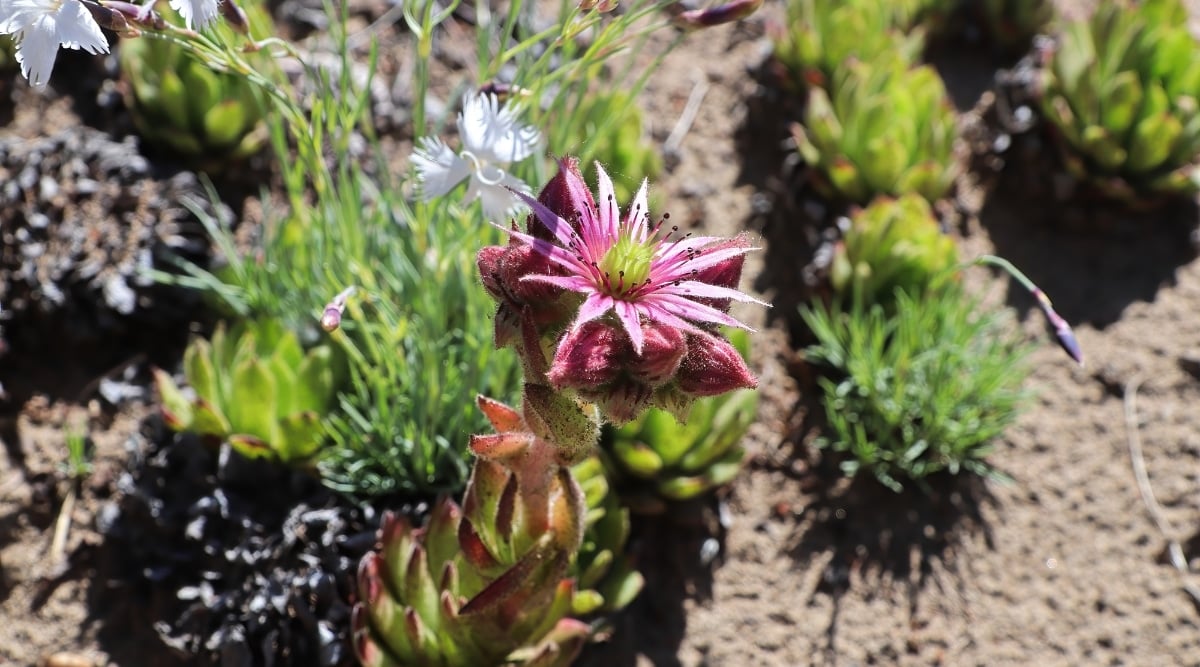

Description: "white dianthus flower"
412 92 541 222
0 0 109 89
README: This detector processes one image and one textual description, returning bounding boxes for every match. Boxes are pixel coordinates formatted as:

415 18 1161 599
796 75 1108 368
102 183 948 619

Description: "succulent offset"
154 319 340 465
772 0 925 90
352 396 590 667
791 57 958 205
118 0 273 165
600 328 758 514
570 455 644 615
1040 0 1200 200
829 193 960 306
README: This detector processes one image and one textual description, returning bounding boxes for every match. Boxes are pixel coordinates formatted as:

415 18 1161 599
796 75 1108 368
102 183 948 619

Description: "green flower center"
598 236 654 296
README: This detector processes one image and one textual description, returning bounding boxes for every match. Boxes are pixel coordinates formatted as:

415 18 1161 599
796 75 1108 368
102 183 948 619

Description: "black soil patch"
91 417 425 667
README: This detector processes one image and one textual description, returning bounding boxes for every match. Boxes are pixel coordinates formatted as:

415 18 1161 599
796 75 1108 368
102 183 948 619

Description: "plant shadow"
978 133 1200 329
784 450 996 663
575 500 724 667
733 59 839 346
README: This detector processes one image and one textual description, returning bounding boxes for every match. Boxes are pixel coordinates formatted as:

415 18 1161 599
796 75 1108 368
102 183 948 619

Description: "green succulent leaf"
184 338 221 407
1129 112 1182 172
276 411 323 463
191 397 233 437
153 368 194 431
228 357 280 445
205 100 251 151
612 438 663 478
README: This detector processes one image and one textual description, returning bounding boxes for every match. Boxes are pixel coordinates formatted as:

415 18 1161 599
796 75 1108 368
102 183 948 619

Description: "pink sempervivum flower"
488 159 766 422
477 157 593 349
507 161 766 355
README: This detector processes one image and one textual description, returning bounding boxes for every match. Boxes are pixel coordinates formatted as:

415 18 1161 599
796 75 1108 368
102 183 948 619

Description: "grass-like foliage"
559 89 663 206
160 0 695 497
802 287 1030 492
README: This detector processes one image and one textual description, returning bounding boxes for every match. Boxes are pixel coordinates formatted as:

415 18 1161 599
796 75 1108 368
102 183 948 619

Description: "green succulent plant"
567 89 663 206
118 0 273 166
154 319 341 465
791 57 959 205
570 456 644 616
352 396 589 667
830 194 960 306
802 285 1030 492
974 0 1056 52
1040 0 1200 201
773 0 926 91
600 329 758 515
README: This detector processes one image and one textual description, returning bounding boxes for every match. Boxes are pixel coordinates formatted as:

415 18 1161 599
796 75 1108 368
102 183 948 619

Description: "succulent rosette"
352 396 591 667
772 0 925 91
791 56 959 206
478 158 766 424
117 0 273 166
153 319 341 466
1040 0 1200 201
829 193 960 306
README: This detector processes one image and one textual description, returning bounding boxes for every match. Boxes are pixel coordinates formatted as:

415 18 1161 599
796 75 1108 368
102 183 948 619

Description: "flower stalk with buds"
479 158 766 426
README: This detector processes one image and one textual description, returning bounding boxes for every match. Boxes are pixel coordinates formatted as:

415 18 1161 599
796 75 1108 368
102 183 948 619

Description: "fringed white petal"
55 0 108 53
412 137 470 200
472 169 530 222
6 0 108 89
169 0 221 31
14 17 61 87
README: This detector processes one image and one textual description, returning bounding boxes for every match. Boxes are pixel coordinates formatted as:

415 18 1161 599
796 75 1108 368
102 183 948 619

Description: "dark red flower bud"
527 157 597 240
547 320 624 390
676 331 758 396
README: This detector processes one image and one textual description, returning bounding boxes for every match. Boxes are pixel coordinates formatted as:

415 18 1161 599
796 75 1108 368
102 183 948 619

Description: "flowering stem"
970 254 1084 367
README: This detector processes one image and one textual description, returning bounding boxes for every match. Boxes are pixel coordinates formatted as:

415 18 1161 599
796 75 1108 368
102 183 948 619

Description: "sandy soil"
3 1 1200 666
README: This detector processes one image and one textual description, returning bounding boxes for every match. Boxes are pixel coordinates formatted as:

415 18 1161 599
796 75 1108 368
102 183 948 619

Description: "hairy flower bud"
676 331 758 396
530 156 596 240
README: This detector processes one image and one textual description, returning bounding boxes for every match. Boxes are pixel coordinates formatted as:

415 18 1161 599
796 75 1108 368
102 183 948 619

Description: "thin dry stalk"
1123 377 1200 608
